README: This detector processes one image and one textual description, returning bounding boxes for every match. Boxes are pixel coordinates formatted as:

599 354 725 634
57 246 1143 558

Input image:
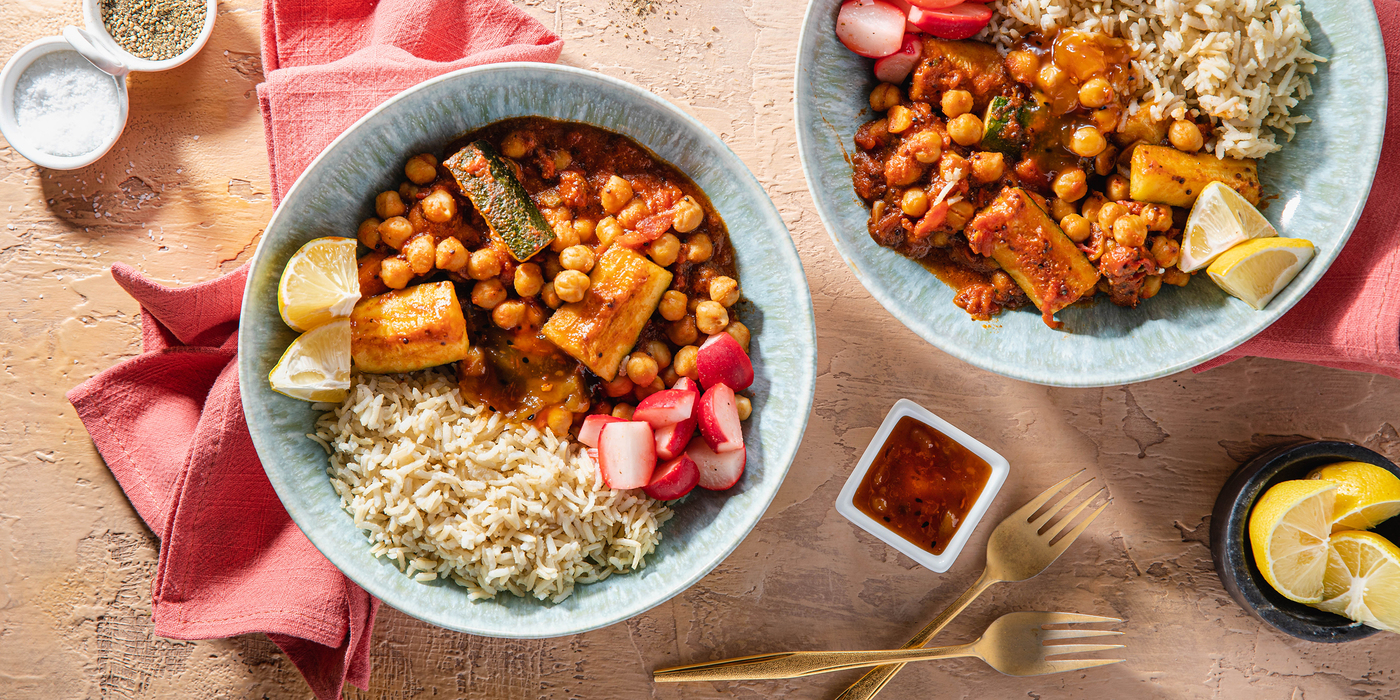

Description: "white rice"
979 0 1325 159
311 370 672 603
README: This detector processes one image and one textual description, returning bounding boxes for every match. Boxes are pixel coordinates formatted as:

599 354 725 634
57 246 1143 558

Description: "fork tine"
1010 469 1085 521
1040 628 1123 641
1032 480 1095 527
1043 488 1106 540
1042 658 1125 674
1036 612 1121 625
1044 643 1125 656
1049 500 1111 557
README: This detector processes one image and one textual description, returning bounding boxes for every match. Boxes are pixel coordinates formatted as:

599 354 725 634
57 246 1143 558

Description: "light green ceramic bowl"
796 0 1386 386
239 64 816 638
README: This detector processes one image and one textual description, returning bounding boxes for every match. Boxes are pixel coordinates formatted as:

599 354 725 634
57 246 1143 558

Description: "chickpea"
948 113 983 147
500 132 531 159
399 182 420 201
869 83 901 112
626 353 660 386
428 238 467 272
1052 168 1088 202
553 270 591 303
542 406 572 438
645 340 673 370
1006 50 1038 85
1142 204 1173 232
1050 197 1076 221
887 105 914 134
668 316 699 346
660 366 680 387
673 195 705 233
541 282 561 308
379 257 412 289
421 190 457 223
695 300 729 335
939 152 968 182
725 321 751 353
514 263 544 296
901 188 929 217
617 197 651 230
1112 214 1148 248
635 376 665 401
946 200 976 230
596 216 623 248
378 216 415 249
472 279 506 309
357 217 381 248
601 175 634 214
1163 267 1191 287
1094 144 1119 177
468 248 504 280
1097 201 1128 230
703 277 737 309
574 217 597 243
1169 120 1204 152
726 394 751 421
375 190 405 219
1105 174 1131 201
673 345 699 379
905 131 942 164
404 154 437 185
1150 236 1181 268
550 217 582 252
553 150 573 171
969 151 1005 184
1080 193 1106 223
660 290 688 321
404 234 435 274
941 89 974 118
1078 77 1114 109
686 234 713 263
1069 127 1107 158
649 233 681 267
560 245 596 273
1141 274 1163 300
1060 214 1092 243
491 299 527 330
611 403 635 420
1036 64 1065 91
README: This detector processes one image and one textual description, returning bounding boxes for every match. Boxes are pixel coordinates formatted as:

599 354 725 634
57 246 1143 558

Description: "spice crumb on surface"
99 0 206 61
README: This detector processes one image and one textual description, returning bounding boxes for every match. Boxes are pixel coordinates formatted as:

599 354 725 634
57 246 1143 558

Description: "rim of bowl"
791 0 1387 387
0 36 129 170
80 0 217 72
240 62 818 637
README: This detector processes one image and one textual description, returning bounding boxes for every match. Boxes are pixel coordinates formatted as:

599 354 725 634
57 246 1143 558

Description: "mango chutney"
853 416 993 555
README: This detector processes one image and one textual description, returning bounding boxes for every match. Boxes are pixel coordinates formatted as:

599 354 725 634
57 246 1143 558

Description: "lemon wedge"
1206 237 1315 310
1249 479 1337 603
1316 531 1400 633
1179 181 1278 272
278 237 361 332
1308 462 1400 532
269 319 352 403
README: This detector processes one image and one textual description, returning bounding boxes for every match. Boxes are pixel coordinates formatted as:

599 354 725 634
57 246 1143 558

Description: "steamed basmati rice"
979 0 1324 159
311 370 672 603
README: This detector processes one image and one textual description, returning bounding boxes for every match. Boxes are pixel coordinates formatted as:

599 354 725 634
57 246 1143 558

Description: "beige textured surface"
1 0 1398 698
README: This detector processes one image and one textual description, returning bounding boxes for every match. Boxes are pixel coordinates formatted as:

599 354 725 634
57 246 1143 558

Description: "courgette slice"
981 96 1028 156
444 140 555 261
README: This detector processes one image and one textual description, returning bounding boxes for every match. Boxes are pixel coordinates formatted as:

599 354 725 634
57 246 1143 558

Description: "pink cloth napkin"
1195 1 1400 379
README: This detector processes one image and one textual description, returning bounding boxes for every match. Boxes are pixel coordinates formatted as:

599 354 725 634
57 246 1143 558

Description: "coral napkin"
1195 1 1400 380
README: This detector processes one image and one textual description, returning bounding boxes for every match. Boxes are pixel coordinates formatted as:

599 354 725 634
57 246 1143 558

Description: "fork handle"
653 644 978 683
834 569 999 700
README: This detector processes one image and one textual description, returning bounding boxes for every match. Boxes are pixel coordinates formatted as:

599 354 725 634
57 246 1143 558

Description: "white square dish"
836 399 1009 573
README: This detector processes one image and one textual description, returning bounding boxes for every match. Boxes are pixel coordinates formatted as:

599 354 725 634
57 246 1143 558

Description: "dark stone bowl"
1211 439 1400 642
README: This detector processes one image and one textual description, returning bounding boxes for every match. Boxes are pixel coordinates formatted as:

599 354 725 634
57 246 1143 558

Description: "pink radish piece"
836 0 907 58
633 388 696 428
885 0 925 32
673 376 700 395
696 332 754 391
908 3 993 39
655 419 697 461
643 454 700 500
598 421 656 490
907 0 965 7
697 383 744 453
578 414 623 448
874 34 923 83
688 439 746 491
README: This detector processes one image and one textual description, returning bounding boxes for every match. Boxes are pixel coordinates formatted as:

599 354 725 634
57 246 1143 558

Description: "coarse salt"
14 51 120 158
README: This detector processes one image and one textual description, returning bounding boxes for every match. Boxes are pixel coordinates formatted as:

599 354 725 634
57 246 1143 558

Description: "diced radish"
579 414 623 448
655 419 697 461
836 0 907 58
696 332 754 391
907 0 965 7
885 0 924 32
874 33 923 83
688 439 746 491
697 383 744 454
598 421 656 490
673 376 700 396
633 388 696 428
908 3 992 40
643 454 700 500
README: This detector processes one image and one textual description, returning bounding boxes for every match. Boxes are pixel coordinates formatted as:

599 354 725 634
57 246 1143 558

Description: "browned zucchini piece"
351 281 470 374
1130 144 1259 208
540 247 673 381
965 187 1100 327
444 140 555 261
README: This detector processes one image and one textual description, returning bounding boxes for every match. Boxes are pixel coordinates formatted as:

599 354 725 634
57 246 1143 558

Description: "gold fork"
653 611 1123 682
835 470 1110 700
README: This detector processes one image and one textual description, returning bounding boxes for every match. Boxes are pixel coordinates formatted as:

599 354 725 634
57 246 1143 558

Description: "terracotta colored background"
1 0 1397 697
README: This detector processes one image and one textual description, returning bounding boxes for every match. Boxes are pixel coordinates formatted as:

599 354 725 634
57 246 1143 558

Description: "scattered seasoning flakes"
99 0 206 61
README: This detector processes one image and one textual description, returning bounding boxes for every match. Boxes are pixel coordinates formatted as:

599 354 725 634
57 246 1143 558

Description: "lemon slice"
1308 462 1400 532
1249 479 1337 603
1316 531 1400 633
1206 237 1315 310
1179 182 1277 272
278 237 361 332
269 319 352 403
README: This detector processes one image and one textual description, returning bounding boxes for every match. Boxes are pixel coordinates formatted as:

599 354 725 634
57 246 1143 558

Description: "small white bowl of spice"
76 0 217 72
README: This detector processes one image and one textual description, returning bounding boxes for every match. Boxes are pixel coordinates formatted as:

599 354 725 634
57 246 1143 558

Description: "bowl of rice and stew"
240 64 816 638
797 0 1386 386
